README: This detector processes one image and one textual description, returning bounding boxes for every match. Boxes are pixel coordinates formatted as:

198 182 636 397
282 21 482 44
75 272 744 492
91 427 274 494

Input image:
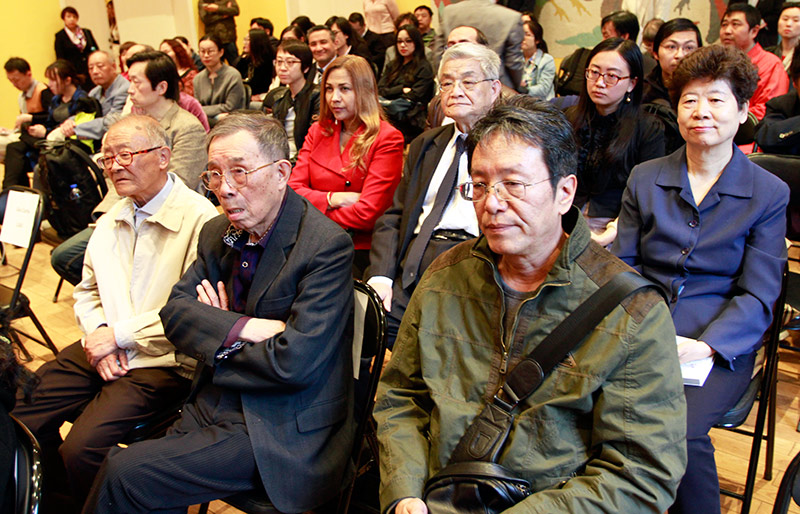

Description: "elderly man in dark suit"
86 113 356 514
433 0 525 89
367 42 501 347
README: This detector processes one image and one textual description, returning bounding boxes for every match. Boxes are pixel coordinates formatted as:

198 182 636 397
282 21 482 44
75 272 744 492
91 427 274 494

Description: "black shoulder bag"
422 271 654 514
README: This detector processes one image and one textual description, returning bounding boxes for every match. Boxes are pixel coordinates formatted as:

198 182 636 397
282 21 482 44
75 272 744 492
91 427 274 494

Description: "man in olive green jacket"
374 103 687 514
198 0 239 64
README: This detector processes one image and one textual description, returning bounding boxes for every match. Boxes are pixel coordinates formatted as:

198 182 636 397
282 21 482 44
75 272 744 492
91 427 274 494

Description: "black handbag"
422 271 654 514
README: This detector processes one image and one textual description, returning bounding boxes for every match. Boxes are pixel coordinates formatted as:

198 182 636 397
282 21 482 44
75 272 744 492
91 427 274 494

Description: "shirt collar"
24 79 40 99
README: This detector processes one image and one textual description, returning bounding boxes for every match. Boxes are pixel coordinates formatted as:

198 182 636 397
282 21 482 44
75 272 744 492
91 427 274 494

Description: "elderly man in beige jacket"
12 115 217 514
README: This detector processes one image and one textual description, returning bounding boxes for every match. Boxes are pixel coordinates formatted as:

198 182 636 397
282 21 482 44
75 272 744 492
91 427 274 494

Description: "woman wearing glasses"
289 55 404 277
193 34 246 127
613 45 788 514
378 24 434 143
264 41 320 162
565 38 664 246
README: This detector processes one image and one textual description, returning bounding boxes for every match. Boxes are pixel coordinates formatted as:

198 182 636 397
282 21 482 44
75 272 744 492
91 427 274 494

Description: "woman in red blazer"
289 54 404 277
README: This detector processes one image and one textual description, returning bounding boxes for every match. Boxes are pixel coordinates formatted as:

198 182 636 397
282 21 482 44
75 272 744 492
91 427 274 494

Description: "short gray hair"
206 113 289 161
438 42 500 82
107 114 169 149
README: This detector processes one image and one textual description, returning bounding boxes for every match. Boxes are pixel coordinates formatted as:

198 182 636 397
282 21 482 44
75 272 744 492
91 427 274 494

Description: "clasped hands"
195 279 285 342
84 325 128 382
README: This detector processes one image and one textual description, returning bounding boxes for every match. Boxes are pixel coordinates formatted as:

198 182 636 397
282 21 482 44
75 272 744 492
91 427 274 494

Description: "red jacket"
289 120 404 249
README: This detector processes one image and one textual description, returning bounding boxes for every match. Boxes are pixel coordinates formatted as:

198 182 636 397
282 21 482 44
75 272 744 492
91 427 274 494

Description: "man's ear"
555 174 577 215
158 146 172 170
275 159 292 184
155 80 168 96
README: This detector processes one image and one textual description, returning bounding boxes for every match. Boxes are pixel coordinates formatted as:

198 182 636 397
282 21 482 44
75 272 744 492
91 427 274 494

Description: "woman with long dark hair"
160 38 198 95
566 38 665 245
234 28 276 98
289 55 404 277
378 24 434 142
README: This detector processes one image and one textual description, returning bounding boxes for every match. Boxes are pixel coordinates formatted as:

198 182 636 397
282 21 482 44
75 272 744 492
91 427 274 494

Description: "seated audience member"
566 38 665 246
13 115 217 514
54 6 99 86
0 339 38 514
374 102 687 514
119 43 152 79
280 24 306 43
86 113 356 514
328 16 373 62
250 17 279 51
720 3 789 120
265 40 319 161
643 18 702 105
3 59 89 189
0 58 52 162
414 5 436 48
292 15 316 35
308 25 339 84
378 24 435 142
52 50 208 287
350 11 387 74
434 0 525 89
289 55 404 278
234 28 275 100
755 48 800 154
613 45 789 514
367 42 501 347
767 2 800 72
175 36 204 71
160 38 198 95
194 34 247 126
382 13 430 77
50 50 129 144
641 17 664 58
426 26 517 130
520 17 555 100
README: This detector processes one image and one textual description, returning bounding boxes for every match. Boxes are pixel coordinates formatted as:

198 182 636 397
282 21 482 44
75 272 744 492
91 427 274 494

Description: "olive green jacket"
198 0 239 44
374 209 687 513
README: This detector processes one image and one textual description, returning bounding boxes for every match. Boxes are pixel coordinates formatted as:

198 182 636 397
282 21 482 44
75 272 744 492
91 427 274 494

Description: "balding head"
447 26 488 48
88 51 118 90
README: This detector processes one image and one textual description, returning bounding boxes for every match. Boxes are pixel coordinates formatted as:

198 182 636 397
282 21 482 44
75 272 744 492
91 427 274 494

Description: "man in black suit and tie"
367 42 501 347
86 113 356 514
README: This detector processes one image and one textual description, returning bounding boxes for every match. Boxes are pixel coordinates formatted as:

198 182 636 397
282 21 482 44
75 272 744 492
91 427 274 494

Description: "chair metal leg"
52 277 64 303
196 502 210 514
765 360 777 481
7 328 33 362
26 308 59 356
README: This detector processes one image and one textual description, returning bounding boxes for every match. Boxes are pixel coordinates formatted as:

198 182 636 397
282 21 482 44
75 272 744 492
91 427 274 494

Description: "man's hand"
27 124 46 138
59 119 76 137
677 337 715 364
14 113 32 129
96 349 129 381
396 498 428 514
202 2 219 11
369 281 393 312
84 325 118 366
197 279 229 310
329 192 361 208
238 318 286 343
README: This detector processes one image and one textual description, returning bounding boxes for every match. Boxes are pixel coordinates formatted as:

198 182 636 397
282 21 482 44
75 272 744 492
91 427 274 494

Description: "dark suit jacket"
54 28 98 83
160 189 355 513
367 124 455 282
755 91 800 155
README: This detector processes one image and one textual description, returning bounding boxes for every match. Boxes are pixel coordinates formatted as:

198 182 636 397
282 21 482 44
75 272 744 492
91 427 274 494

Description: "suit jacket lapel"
408 125 456 226
245 190 303 314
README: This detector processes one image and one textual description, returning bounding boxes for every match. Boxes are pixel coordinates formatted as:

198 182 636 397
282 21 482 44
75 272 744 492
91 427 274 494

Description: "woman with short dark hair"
54 6 99 85
643 18 703 105
613 44 789 514
193 34 246 126
566 38 665 246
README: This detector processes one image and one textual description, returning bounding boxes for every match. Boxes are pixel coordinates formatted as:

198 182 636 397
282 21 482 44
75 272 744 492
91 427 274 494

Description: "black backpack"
37 139 107 239
556 47 591 97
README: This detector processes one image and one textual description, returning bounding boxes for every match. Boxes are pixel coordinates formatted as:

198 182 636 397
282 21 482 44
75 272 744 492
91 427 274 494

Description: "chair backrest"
0 187 45 311
351 279 387 458
10 415 42 514
748 153 800 241
772 448 800 514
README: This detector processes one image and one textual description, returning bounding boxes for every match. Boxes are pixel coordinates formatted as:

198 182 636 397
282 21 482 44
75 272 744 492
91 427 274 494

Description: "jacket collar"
114 172 189 232
654 145 754 203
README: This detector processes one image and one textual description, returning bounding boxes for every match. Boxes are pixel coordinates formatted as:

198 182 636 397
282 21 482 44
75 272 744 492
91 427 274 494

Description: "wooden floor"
4 232 800 514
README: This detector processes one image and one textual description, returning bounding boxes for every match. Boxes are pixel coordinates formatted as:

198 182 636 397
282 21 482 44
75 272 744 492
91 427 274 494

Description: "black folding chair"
0 187 59 361
772 448 800 514
10 414 42 514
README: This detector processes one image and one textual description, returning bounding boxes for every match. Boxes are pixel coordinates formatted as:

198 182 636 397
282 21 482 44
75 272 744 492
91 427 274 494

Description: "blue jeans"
51 227 93 286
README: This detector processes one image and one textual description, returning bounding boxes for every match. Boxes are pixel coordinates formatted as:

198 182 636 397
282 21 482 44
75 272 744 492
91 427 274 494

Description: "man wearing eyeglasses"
87 113 356 514
12 115 217 514
374 102 687 514
367 42 501 347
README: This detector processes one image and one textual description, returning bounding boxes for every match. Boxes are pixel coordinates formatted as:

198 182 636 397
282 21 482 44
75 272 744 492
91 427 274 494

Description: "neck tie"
401 134 467 289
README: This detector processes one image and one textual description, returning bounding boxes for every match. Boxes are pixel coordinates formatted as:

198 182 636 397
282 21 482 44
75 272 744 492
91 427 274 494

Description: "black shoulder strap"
447 271 655 463
499 271 653 407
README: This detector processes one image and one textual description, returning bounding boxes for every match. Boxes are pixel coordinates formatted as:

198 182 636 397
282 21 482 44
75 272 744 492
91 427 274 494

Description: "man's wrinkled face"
88 53 117 89
102 123 169 207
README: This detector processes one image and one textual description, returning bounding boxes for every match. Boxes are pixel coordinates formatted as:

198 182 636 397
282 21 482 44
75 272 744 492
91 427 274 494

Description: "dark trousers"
12 342 191 513
669 350 757 514
85 388 260 514
386 235 466 348
3 138 35 189
222 41 238 65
